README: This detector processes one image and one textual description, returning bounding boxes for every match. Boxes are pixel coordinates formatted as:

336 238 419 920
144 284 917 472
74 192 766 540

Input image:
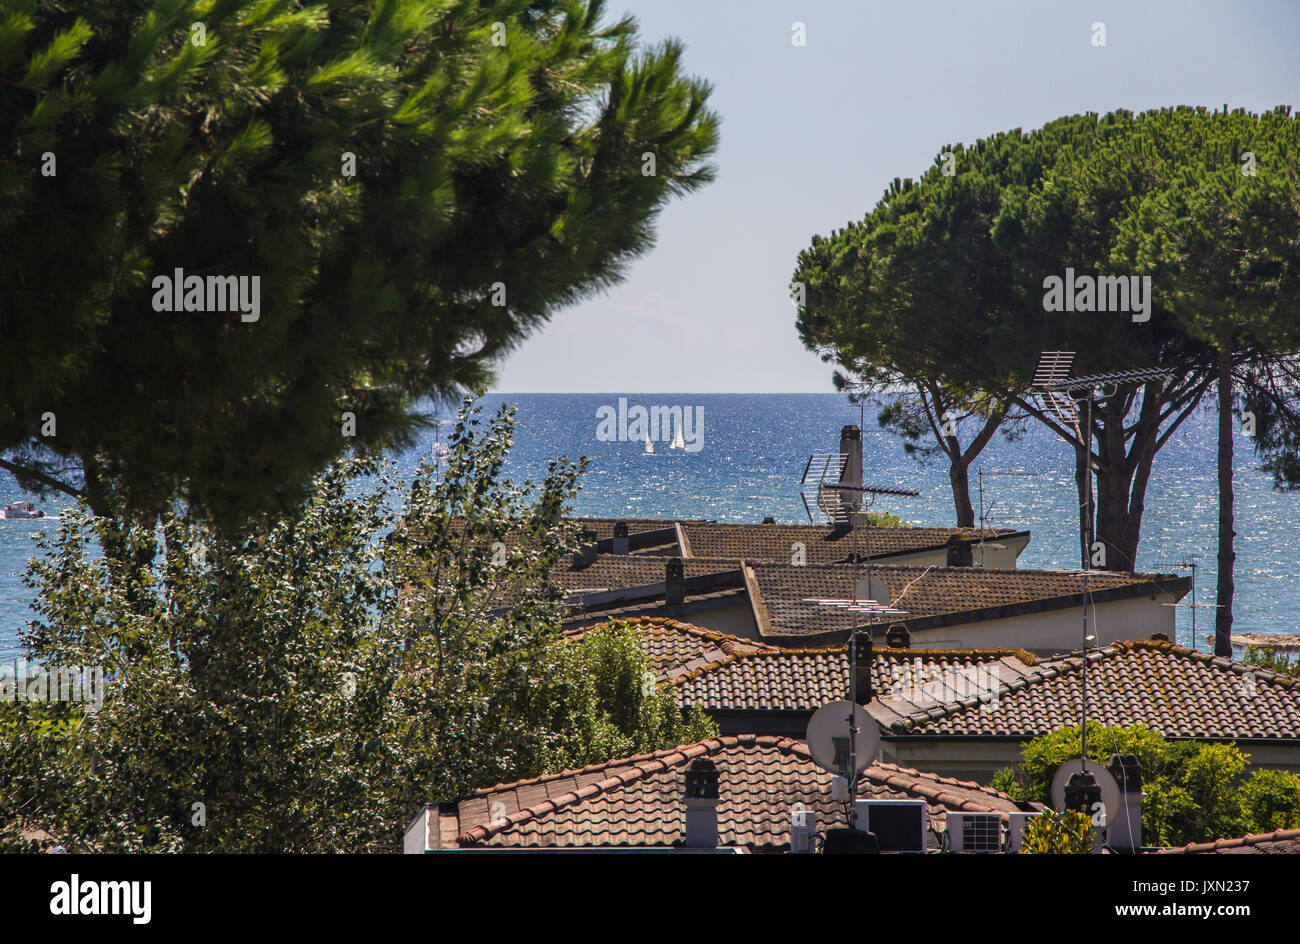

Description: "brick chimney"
684 758 720 849
1107 753 1143 852
612 521 629 555
666 557 686 606
573 528 597 568
850 630 873 704
946 535 973 567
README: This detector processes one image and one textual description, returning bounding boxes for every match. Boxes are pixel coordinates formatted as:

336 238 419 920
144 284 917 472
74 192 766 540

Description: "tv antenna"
1031 352 1174 764
975 467 1040 568
1157 555 1222 652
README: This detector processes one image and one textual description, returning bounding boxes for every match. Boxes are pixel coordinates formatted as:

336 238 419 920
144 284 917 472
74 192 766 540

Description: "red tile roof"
675 646 1037 714
563 616 778 681
748 562 1188 641
432 735 1024 851
888 640 1300 741
679 522 1024 565
1155 827 1300 854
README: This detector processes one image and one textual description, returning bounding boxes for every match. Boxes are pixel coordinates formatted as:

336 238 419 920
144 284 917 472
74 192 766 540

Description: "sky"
490 0 1300 393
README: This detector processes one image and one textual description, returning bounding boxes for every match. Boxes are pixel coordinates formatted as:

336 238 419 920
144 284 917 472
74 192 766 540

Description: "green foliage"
1019 809 1094 854
0 400 700 853
1245 645 1300 679
1004 722 1271 847
0 0 719 527
1240 769 1300 833
542 622 716 771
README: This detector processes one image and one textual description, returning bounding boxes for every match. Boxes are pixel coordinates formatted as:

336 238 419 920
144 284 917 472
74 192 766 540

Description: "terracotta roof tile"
437 736 1022 851
679 522 1024 565
748 562 1188 641
889 640 1300 740
564 616 778 680
1156 827 1300 854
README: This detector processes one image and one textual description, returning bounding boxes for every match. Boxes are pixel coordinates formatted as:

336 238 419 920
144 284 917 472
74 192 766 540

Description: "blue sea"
2 393 1296 658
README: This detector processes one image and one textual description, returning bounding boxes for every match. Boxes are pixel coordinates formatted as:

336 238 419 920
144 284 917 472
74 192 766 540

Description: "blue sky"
491 0 1300 393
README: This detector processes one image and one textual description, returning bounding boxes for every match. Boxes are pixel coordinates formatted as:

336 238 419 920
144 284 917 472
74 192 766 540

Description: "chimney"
1107 753 1143 852
838 425 863 512
666 557 686 606
946 535 973 567
1064 770 1104 852
790 809 818 854
612 521 629 555
573 528 598 568
684 758 720 849
885 624 910 649
850 630 873 704
762 516 776 524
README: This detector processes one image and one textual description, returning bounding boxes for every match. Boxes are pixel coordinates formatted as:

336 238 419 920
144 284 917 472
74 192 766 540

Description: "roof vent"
684 759 720 849
666 557 686 606
946 535 973 567
573 528 598 569
850 630 873 703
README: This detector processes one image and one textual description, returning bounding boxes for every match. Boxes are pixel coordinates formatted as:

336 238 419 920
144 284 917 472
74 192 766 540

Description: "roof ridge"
674 645 1037 686
1160 826 1300 853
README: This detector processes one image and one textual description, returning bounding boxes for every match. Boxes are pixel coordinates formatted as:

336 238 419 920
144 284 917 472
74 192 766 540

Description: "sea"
2 393 1296 659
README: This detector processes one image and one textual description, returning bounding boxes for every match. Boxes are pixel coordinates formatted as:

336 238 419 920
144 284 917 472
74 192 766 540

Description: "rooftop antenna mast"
1032 352 1174 764
976 467 1039 568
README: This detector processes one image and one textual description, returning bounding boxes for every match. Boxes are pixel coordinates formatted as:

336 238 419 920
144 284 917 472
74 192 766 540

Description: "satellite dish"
1050 759 1121 828
806 700 880 776
853 575 891 605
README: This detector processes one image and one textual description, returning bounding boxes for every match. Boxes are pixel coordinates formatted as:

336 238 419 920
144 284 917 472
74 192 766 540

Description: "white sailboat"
670 424 686 450
644 429 655 455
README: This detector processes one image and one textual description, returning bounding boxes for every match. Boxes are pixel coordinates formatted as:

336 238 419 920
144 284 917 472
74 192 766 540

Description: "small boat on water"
670 425 686 450
2 500 44 519
644 430 655 455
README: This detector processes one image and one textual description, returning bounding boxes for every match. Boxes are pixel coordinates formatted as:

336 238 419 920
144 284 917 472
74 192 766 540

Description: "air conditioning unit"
945 812 1003 853
1006 811 1042 853
854 799 928 853
790 809 817 854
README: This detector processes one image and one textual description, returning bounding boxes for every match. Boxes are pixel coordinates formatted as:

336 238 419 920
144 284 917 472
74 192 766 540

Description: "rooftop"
424 734 1025 852
563 616 777 682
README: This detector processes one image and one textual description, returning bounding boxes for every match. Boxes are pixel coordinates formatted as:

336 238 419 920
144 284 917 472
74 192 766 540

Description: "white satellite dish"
853 575 891 605
805 700 880 776
1050 759 1120 828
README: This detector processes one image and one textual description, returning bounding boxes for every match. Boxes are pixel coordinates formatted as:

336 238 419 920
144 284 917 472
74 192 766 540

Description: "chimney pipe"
573 528 597 568
839 425 863 512
885 625 910 649
683 759 720 849
666 557 686 606
850 630 873 704
946 535 973 567
1107 753 1143 852
612 521 629 555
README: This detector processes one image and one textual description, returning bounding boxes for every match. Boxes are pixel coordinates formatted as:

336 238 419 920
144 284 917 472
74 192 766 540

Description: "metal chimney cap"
684 758 720 799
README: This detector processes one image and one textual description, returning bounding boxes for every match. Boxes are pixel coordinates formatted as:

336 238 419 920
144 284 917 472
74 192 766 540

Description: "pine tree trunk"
950 460 975 528
1215 342 1236 658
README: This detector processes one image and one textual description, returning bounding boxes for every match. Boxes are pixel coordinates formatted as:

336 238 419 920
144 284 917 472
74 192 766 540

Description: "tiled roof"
1154 827 1300 855
493 554 740 607
676 647 1037 714
436 735 1024 851
564 617 778 681
681 522 1024 564
748 562 1187 640
888 640 1300 740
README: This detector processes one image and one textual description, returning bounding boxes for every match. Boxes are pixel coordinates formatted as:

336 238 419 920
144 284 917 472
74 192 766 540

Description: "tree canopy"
0 0 719 527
